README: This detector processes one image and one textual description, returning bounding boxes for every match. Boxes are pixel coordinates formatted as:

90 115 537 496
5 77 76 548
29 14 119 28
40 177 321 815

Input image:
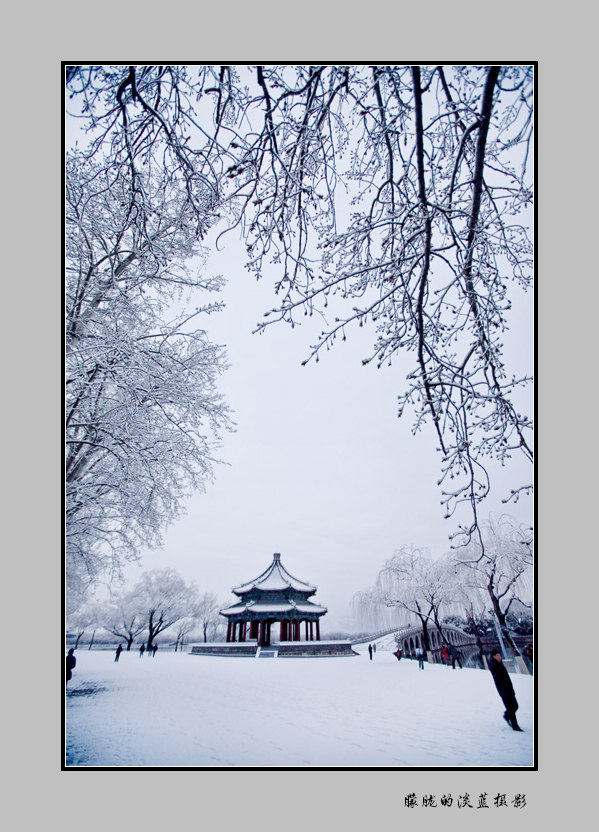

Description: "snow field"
65 643 533 768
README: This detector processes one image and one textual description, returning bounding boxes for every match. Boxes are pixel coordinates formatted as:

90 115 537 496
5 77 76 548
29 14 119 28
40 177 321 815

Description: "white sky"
121 229 533 632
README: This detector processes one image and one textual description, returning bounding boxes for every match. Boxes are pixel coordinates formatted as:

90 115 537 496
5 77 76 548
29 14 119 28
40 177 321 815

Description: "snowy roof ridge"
232 552 316 595
220 598 327 616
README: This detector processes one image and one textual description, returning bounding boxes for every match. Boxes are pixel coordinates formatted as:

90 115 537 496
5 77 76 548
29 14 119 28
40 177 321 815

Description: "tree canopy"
65 65 533 597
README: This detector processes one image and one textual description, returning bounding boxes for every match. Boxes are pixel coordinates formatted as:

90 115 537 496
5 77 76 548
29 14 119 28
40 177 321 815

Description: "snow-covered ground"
65 640 534 768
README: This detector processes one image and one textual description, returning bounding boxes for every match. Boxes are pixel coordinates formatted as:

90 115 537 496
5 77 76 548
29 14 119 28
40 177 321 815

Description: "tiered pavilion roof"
220 553 327 646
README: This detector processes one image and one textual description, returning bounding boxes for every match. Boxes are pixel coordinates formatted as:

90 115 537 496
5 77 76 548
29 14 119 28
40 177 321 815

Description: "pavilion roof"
220 598 327 618
232 552 317 596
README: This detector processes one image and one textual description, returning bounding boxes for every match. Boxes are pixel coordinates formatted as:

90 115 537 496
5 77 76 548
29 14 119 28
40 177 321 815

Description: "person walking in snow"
139 643 145 657
66 649 76 686
373 643 376 653
368 643 373 660
416 646 425 669
449 644 462 669
115 644 123 662
441 645 450 664
488 650 523 731
393 648 402 661
152 643 158 657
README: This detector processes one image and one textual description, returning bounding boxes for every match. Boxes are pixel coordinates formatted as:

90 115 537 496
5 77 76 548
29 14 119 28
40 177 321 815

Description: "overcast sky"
121 229 533 632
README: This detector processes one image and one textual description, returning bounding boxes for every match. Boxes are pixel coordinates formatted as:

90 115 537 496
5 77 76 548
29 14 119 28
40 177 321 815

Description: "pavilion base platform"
190 640 358 658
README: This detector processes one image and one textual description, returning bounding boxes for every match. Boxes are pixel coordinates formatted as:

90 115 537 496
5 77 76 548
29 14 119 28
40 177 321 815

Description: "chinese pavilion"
220 553 327 647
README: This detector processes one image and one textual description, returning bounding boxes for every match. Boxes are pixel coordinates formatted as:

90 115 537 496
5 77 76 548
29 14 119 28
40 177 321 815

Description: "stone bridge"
353 624 481 666
354 624 532 673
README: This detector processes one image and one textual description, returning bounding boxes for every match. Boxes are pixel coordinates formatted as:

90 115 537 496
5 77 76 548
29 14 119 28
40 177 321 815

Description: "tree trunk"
467 611 485 659
146 612 155 652
490 596 520 654
419 617 431 652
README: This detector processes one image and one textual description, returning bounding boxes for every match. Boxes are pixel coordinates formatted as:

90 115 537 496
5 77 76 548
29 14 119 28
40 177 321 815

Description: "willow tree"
374 545 455 652
450 513 533 653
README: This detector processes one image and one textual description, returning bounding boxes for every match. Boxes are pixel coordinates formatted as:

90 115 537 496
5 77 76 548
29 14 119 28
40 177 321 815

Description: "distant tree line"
66 568 225 651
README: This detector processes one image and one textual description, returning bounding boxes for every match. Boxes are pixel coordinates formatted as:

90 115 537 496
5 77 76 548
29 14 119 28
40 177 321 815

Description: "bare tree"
440 566 490 661
375 545 453 652
192 591 222 642
128 568 193 652
231 65 533 542
172 617 196 651
103 592 146 650
450 513 533 653
66 599 105 649
65 612 87 649
65 66 234 230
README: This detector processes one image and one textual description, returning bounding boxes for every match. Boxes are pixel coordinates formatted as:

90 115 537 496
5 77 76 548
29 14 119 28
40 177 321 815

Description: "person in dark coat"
449 644 462 669
115 644 123 662
488 650 523 731
393 648 402 661
416 646 425 669
152 643 158 657
368 643 373 660
139 643 146 657
66 649 76 686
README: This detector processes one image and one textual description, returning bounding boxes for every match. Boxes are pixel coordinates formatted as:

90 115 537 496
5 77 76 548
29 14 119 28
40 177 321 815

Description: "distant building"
220 553 327 647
